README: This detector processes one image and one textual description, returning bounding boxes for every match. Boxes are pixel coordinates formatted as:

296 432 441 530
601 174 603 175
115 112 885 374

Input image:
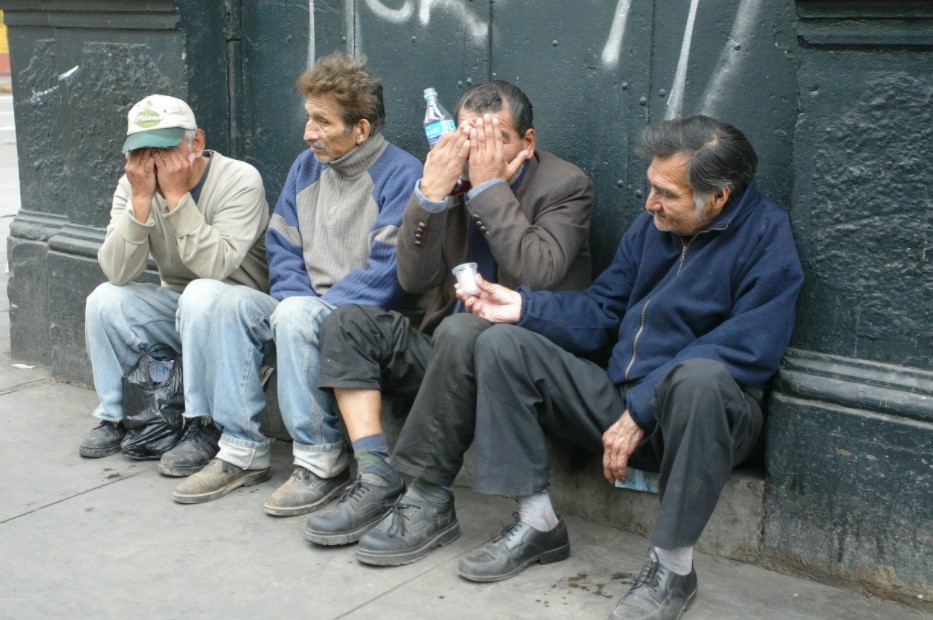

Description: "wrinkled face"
303 94 358 163
458 102 534 174
645 153 713 235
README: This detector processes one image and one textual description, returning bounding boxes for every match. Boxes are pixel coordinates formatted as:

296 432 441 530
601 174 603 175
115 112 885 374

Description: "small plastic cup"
452 262 480 295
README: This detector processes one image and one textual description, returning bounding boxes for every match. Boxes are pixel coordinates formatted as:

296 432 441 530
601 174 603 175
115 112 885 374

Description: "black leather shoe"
457 514 569 582
304 472 405 545
158 416 221 477
356 493 460 565
79 420 126 458
609 550 698 620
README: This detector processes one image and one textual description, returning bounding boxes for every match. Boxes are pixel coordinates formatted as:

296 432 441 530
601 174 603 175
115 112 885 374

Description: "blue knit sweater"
266 134 422 306
517 181 804 431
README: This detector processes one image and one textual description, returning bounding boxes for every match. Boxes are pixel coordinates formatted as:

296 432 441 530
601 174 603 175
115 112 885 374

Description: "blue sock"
352 434 395 481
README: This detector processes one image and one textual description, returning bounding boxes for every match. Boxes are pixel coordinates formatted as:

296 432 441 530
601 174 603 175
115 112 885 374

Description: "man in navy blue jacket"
453 116 803 620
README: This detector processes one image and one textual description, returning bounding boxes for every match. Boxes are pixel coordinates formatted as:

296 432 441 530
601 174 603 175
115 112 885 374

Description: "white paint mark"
26 85 59 105
13 363 36 369
601 0 633 69
58 65 79 81
666 0 700 120
364 0 414 23
700 0 763 117
308 0 316 67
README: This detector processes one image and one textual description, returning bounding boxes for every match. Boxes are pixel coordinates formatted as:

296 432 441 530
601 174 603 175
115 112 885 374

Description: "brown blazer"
397 149 593 334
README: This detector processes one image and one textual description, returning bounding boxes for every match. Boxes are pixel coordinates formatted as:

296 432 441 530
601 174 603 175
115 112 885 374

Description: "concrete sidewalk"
0 92 925 619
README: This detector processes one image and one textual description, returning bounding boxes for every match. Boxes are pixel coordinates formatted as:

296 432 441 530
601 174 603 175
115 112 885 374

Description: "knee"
271 296 331 336
177 279 226 319
85 282 128 322
665 359 732 396
475 324 528 370
433 313 490 354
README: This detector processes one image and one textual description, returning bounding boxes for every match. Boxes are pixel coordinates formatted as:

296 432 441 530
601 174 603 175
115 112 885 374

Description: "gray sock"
517 491 559 531
654 546 693 576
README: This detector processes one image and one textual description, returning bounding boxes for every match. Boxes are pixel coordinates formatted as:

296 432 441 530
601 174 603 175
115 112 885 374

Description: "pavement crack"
0 467 151 525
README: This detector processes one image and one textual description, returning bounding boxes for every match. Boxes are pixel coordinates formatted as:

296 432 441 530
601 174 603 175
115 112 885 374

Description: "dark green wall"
1 0 930 606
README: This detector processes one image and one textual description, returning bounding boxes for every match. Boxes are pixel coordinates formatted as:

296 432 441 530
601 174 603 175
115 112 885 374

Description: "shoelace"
337 478 368 504
632 555 662 591
494 513 524 544
179 417 204 441
385 499 420 538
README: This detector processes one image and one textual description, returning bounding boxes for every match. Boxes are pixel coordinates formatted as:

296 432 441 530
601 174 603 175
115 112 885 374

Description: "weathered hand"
420 125 471 202
457 274 522 324
124 149 156 223
602 411 646 484
467 115 532 187
153 147 196 210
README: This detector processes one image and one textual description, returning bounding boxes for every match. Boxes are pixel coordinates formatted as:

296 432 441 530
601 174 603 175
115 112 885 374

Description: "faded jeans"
210 287 347 476
85 279 231 422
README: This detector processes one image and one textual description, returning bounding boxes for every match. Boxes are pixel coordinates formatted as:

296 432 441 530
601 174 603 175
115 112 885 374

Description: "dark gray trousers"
471 324 763 549
318 306 491 485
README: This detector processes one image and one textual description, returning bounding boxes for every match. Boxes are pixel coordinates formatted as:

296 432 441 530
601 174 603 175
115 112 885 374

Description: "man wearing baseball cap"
80 94 270 477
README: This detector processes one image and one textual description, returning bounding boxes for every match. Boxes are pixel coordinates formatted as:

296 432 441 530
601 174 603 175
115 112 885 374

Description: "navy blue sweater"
517 181 804 431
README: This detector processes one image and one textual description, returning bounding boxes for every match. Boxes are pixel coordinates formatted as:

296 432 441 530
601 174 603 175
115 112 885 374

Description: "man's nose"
304 122 318 141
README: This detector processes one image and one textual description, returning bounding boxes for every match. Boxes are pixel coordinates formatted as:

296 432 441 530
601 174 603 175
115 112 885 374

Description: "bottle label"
424 119 456 146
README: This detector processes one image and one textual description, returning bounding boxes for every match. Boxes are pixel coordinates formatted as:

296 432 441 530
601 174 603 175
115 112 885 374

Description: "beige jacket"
99 150 270 293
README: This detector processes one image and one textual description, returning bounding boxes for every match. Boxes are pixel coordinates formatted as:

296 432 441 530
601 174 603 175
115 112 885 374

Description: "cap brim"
122 127 186 154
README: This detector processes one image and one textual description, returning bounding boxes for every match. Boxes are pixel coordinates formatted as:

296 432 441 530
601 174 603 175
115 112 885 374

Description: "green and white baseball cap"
122 94 198 154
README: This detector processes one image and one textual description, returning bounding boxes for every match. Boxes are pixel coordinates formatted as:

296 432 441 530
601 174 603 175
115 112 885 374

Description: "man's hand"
457 274 522 324
153 147 197 211
125 149 156 223
602 410 646 484
420 125 471 202
467 114 532 188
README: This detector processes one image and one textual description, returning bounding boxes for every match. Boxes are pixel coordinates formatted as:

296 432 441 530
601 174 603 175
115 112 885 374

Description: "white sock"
654 546 693 576
517 491 559 531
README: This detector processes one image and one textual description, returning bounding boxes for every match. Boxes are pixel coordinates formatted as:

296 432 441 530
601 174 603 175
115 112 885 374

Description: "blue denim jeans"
210 287 347 475
84 279 231 422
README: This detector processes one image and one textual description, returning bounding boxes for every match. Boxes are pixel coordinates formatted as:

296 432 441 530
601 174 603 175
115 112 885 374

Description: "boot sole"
78 444 121 459
356 521 461 566
172 468 272 504
264 480 351 517
304 510 387 546
457 541 570 583
158 461 210 478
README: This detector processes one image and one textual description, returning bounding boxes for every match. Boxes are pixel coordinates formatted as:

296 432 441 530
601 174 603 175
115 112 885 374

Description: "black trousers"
318 306 491 485
470 324 763 549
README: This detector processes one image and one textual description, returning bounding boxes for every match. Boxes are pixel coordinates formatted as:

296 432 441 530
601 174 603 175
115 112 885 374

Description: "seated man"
80 94 269 469
172 53 422 509
308 81 593 554
451 116 803 620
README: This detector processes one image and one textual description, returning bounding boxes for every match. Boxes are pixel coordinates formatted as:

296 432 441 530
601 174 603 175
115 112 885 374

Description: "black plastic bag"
120 344 185 460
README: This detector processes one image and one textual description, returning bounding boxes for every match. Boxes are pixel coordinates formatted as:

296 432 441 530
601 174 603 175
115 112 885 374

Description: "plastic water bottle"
422 87 471 196
423 87 456 147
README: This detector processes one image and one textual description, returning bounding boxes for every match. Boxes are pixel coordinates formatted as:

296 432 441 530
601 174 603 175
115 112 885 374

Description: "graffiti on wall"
308 0 763 120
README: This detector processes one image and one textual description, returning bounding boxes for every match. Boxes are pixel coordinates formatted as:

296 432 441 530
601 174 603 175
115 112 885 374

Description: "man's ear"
522 127 537 154
192 128 207 154
705 186 731 219
354 119 372 144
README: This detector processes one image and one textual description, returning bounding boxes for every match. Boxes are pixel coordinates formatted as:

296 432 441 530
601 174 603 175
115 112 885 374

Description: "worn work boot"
356 493 460 566
78 420 126 458
304 472 405 546
609 550 698 620
172 458 271 504
263 466 351 517
158 416 221 477
457 514 569 582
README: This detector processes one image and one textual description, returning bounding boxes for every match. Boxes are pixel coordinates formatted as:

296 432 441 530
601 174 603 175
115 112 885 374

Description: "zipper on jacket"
624 299 651 381
676 225 728 275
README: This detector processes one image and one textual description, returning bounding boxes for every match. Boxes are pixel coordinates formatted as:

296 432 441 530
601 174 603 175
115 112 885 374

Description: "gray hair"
639 115 757 213
184 129 197 150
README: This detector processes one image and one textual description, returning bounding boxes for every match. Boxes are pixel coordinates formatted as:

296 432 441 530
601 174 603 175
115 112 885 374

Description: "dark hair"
454 81 534 136
296 52 385 135
639 115 757 196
